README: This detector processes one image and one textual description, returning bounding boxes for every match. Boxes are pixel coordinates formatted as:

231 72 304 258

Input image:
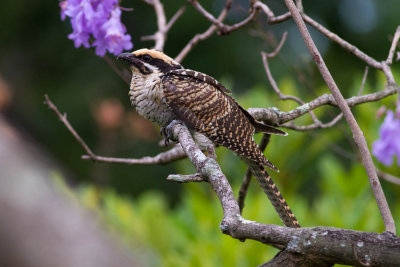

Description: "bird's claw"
160 120 183 146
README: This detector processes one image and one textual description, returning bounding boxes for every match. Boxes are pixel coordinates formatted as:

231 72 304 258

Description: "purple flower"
60 0 133 56
372 109 400 166
93 8 132 56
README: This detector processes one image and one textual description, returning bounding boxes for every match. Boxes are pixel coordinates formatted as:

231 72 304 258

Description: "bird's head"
117 49 182 75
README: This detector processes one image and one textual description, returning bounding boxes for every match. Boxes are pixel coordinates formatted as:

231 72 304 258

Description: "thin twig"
386 26 400 65
142 1 185 51
302 13 382 69
187 0 258 35
358 66 369 96
261 32 321 127
284 0 396 234
376 169 400 186
175 0 231 63
44 95 95 158
281 113 343 131
81 145 186 165
254 2 291 24
248 85 399 126
45 94 187 165
165 6 186 32
238 134 271 214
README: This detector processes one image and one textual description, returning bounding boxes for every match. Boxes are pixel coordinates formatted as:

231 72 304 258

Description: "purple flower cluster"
372 104 400 166
60 0 132 56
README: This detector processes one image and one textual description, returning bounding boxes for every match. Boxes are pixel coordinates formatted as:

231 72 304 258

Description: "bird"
118 48 300 228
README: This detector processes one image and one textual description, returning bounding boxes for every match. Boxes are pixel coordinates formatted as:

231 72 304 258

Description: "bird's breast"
129 74 175 127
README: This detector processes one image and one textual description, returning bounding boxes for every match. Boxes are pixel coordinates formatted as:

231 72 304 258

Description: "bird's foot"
160 120 183 146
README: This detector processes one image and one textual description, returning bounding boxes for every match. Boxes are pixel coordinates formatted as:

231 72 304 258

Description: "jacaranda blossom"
59 0 133 56
372 107 400 166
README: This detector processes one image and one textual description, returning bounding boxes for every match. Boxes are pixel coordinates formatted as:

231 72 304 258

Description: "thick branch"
284 0 396 233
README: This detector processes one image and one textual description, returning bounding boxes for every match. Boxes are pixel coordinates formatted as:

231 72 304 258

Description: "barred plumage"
118 49 300 228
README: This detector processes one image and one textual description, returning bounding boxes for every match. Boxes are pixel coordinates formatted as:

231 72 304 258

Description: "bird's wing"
162 70 277 170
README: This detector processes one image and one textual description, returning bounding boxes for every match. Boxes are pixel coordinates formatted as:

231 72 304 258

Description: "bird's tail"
245 160 300 228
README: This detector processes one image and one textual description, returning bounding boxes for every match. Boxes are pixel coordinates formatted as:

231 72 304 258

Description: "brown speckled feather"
162 69 278 171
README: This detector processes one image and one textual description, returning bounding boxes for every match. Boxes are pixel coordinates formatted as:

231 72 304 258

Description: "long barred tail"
245 160 300 228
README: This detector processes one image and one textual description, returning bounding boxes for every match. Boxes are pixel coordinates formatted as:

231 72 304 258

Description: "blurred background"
0 0 399 266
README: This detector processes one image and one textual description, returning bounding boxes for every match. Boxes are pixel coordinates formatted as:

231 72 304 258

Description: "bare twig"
377 169 400 186
81 145 186 165
254 2 291 24
302 14 382 69
261 32 321 127
284 0 396 233
248 85 398 126
281 113 343 131
187 0 258 35
386 26 400 65
45 95 187 165
165 6 186 32
141 0 185 51
358 66 369 96
175 0 231 63
44 95 96 158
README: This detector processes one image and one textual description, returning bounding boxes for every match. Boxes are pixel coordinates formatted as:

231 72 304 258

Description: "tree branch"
44 95 187 165
301 13 382 69
248 85 398 126
141 0 185 51
284 0 396 234
175 0 232 63
187 0 258 35
168 122 400 266
377 169 400 186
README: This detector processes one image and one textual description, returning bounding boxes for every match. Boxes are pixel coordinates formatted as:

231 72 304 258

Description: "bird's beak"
117 52 152 74
117 52 136 64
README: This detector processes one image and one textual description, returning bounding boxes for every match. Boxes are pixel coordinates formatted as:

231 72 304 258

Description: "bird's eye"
142 55 152 62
